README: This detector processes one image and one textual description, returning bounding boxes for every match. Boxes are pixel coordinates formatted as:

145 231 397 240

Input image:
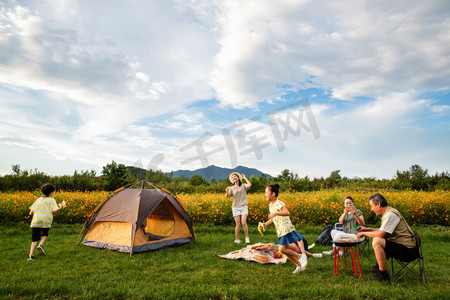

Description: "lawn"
1 224 449 299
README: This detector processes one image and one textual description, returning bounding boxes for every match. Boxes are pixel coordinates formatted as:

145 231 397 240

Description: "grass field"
1 224 449 299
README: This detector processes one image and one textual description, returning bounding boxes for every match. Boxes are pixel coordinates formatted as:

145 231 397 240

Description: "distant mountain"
171 165 272 181
126 165 272 182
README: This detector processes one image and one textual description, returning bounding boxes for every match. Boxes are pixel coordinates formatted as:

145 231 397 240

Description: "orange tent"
78 182 195 255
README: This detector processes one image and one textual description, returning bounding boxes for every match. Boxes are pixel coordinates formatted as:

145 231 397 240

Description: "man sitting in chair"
357 193 419 281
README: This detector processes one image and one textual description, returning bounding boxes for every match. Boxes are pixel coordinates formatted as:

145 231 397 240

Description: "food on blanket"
254 251 270 263
274 251 282 259
251 243 272 250
258 222 265 236
267 244 278 251
219 243 288 264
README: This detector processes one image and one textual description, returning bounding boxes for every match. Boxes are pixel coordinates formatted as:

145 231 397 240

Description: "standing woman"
225 172 252 244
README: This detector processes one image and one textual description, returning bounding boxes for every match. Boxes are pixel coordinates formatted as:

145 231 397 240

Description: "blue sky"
0 0 449 179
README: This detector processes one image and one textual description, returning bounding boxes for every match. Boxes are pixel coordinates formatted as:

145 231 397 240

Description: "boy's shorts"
32 228 50 242
385 240 419 262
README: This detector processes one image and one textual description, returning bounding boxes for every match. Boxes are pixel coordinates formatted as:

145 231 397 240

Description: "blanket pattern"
218 243 288 264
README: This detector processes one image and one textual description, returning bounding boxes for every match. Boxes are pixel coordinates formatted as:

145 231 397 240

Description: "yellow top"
30 197 58 228
269 200 295 237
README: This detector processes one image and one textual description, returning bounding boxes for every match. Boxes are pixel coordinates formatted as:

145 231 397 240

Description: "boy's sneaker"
245 237 250 243
27 255 33 261
292 265 305 273
37 245 45 255
234 240 241 244
312 253 323 258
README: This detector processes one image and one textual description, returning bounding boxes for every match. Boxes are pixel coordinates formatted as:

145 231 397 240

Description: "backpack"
315 224 334 246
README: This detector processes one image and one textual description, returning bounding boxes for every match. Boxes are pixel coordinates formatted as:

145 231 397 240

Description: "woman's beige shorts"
232 205 248 217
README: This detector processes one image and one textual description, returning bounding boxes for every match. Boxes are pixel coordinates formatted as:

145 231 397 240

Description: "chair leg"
419 257 426 284
390 257 394 283
390 257 426 284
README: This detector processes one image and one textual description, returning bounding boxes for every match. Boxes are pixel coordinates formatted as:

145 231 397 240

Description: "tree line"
0 162 448 193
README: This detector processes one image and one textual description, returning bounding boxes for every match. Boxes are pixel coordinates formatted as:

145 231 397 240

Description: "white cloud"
283 92 446 178
430 104 450 116
0 0 449 178
210 0 450 107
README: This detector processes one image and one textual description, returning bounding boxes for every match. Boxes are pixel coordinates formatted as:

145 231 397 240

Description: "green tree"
409 164 428 190
190 174 207 186
146 169 172 184
102 161 131 191
278 169 298 182
393 165 429 190
325 170 342 188
393 169 411 190
248 175 263 193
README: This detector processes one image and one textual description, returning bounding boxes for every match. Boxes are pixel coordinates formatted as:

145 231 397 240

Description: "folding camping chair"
357 237 370 255
389 234 426 284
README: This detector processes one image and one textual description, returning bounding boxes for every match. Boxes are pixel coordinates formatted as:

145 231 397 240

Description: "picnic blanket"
217 243 288 264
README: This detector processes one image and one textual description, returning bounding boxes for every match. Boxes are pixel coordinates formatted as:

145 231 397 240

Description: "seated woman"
323 196 365 255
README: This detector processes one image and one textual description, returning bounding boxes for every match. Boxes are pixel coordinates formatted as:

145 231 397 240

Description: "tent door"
144 202 175 240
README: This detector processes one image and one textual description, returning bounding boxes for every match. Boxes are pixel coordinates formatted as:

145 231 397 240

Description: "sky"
0 0 449 180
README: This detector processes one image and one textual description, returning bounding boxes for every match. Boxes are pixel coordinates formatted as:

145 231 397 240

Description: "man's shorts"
32 227 50 242
232 205 248 217
385 240 419 262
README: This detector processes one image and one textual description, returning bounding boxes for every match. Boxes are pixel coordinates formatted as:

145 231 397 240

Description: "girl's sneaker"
27 255 33 261
312 253 323 258
300 254 308 267
245 237 250 243
300 254 308 268
234 240 241 244
322 249 343 256
292 266 305 273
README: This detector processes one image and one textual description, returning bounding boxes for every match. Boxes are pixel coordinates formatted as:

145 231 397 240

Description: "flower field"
183 189 450 226
0 190 111 225
0 189 448 226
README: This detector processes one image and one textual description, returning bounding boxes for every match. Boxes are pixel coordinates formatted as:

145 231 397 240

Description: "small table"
333 239 364 278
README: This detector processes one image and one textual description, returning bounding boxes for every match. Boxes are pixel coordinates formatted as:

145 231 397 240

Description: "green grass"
1 224 449 299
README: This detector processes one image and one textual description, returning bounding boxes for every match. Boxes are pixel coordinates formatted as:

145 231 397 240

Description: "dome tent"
78 181 195 255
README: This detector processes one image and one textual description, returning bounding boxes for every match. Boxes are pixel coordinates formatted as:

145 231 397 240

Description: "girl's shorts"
278 230 308 249
232 205 248 217
32 227 50 242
